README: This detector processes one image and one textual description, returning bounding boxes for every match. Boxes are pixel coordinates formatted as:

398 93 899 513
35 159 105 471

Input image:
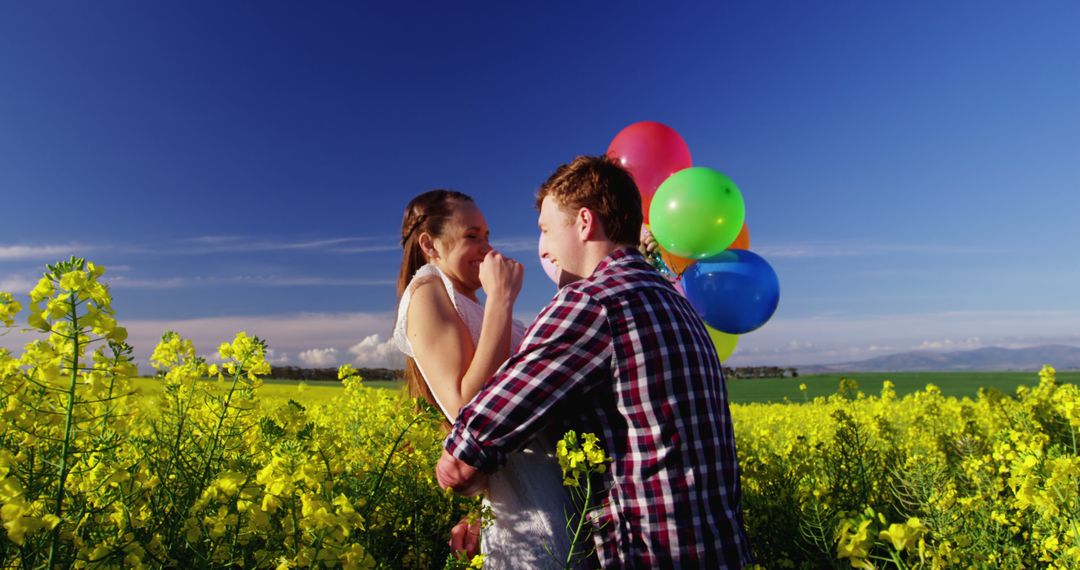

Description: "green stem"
890 548 908 569
197 358 247 489
565 474 593 570
47 292 81 567
290 491 302 556
362 413 424 518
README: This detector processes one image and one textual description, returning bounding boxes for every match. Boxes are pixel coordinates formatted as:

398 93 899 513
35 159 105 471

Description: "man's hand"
436 449 488 496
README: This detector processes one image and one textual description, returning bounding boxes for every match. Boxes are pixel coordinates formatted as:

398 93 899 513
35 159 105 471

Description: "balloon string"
645 250 680 284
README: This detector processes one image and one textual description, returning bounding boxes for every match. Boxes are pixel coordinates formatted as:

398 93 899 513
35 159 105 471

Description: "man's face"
538 196 585 287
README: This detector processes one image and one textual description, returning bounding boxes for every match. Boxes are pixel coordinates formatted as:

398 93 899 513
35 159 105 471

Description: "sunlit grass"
726 370 1080 403
129 376 404 408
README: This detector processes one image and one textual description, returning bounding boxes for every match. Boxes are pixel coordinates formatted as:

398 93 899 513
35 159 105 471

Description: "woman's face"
429 200 491 295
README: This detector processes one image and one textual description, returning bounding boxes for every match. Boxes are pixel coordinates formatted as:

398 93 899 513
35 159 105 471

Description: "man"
437 155 752 567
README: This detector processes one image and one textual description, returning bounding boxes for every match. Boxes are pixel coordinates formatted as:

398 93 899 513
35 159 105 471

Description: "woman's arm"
407 253 521 420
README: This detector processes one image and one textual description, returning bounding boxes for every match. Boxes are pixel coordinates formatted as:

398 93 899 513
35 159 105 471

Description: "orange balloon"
728 223 750 250
661 223 748 276
660 246 696 277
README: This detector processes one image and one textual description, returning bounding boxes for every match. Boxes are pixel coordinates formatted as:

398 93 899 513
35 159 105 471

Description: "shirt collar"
591 246 644 276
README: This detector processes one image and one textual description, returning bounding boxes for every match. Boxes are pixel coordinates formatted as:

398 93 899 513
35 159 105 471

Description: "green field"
129 376 405 407
131 370 1079 406
725 370 1080 404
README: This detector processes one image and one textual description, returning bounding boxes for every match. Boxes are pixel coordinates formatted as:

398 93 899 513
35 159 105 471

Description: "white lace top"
393 263 514 418
393 263 570 568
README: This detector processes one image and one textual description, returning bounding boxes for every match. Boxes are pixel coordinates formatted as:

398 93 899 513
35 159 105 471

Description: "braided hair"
396 189 474 418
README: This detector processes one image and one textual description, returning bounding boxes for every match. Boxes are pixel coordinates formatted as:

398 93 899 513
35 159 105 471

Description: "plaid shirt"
446 248 752 568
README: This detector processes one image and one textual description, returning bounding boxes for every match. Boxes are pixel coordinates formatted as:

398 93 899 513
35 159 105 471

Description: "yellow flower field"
735 369 1080 568
2 258 1078 568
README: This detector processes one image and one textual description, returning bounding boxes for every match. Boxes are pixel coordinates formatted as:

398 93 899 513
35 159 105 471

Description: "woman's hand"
478 250 523 303
449 517 482 559
638 226 660 257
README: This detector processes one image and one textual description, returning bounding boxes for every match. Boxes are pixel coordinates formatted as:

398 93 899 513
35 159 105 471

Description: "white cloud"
0 244 94 261
721 309 1080 367
911 338 985 351
108 275 394 289
5 305 1078 373
756 244 860 258
109 277 191 289
491 237 538 254
755 241 999 259
0 235 399 264
97 311 392 371
265 348 290 365
0 276 35 294
347 334 400 368
1 311 396 372
172 236 397 255
326 244 402 254
181 236 246 245
298 348 339 367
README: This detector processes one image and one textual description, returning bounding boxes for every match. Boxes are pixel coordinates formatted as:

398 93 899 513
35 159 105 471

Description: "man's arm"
436 449 488 495
442 288 612 475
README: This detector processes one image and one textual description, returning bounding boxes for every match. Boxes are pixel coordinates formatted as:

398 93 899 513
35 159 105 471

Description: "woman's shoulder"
405 274 461 327
404 264 457 302
395 269 459 355
408 275 452 308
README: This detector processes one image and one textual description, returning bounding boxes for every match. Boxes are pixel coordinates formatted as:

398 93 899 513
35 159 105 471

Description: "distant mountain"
801 344 1080 373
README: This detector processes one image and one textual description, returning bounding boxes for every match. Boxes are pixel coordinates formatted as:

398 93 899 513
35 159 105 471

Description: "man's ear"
577 208 601 241
418 232 438 260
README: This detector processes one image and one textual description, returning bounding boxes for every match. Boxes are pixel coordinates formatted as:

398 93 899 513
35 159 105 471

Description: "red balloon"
607 122 692 223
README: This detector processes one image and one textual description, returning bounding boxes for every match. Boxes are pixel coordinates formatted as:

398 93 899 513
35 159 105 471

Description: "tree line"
270 366 405 382
268 366 797 382
723 366 799 379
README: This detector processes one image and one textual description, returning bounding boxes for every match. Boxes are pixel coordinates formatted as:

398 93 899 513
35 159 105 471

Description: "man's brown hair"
535 155 642 246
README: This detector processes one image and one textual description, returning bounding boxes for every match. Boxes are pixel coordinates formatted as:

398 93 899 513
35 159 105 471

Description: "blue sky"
2 1 1079 369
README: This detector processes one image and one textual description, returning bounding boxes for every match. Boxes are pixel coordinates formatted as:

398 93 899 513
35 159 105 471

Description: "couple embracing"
392 155 752 568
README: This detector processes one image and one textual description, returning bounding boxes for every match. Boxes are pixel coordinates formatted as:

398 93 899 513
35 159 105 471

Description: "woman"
392 189 570 568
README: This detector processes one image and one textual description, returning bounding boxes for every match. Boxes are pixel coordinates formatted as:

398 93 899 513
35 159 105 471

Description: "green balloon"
648 167 746 259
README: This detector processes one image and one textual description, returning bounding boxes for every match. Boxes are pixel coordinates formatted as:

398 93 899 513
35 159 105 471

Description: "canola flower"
2 257 1079 568
734 365 1080 569
0 258 480 568
556 430 611 569
0 293 20 327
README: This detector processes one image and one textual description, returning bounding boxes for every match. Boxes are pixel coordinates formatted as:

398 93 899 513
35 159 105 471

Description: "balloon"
681 249 779 334
649 167 745 259
659 246 695 278
705 324 738 361
606 122 692 223
729 222 750 250
539 235 558 285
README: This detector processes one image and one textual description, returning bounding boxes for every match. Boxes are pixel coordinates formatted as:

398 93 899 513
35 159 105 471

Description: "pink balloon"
539 236 559 285
606 121 692 223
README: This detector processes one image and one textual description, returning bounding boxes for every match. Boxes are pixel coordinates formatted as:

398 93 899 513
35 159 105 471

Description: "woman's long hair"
398 189 474 417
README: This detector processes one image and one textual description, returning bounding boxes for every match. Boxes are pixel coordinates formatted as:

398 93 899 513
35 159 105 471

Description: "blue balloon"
680 249 780 334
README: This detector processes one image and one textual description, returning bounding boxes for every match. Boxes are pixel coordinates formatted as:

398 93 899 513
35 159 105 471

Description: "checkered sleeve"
444 287 612 472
